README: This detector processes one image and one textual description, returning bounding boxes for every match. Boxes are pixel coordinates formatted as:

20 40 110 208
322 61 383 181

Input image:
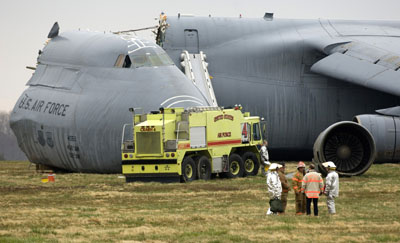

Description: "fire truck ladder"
180 51 218 107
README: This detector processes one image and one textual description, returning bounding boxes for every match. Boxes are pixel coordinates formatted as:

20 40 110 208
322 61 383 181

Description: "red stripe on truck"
208 139 242 146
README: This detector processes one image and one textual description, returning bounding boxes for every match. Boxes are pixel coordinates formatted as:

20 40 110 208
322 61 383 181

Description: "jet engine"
313 121 376 176
354 114 400 163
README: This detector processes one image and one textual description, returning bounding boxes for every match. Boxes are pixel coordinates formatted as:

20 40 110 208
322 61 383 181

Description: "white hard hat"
269 163 279 170
322 161 336 168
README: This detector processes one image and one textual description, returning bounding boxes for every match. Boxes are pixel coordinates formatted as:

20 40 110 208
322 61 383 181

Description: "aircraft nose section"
9 32 211 173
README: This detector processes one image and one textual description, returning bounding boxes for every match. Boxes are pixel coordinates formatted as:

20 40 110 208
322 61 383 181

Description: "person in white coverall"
266 163 282 215
260 140 271 176
323 161 339 214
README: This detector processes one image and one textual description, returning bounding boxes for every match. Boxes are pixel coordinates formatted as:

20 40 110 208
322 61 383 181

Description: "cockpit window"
123 55 131 68
115 54 132 68
129 48 174 68
131 55 148 68
115 54 125 67
114 36 174 69
115 51 173 69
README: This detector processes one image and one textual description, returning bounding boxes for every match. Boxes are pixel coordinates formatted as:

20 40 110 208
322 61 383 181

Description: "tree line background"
0 111 27 161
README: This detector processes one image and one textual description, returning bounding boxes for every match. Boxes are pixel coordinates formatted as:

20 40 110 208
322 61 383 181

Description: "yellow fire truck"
121 106 264 182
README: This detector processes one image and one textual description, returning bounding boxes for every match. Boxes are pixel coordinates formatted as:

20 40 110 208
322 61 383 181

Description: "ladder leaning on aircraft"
121 105 265 182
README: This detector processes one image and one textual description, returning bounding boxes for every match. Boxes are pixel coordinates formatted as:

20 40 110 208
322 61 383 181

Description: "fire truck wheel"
242 152 260 176
227 153 244 178
181 157 197 182
197 156 212 180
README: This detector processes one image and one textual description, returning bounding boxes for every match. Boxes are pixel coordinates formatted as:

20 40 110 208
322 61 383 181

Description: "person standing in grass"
323 161 339 215
292 161 306 215
260 140 271 176
278 162 290 214
302 164 324 216
266 163 282 215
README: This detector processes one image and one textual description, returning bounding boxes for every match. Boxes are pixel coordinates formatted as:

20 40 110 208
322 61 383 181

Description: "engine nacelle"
354 114 400 162
313 121 376 176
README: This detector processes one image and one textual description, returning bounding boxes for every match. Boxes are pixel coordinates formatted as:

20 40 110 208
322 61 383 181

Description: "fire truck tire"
242 152 260 176
197 156 212 180
181 157 197 182
226 153 244 178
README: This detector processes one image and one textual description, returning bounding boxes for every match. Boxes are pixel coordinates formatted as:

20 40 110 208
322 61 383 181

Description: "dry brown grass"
0 161 399 242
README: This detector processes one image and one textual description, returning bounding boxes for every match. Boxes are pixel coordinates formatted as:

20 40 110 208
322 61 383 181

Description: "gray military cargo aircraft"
10 14 400 176
10 23 209 173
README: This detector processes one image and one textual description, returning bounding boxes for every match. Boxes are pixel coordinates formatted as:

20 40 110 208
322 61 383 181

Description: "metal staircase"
180 51 218 107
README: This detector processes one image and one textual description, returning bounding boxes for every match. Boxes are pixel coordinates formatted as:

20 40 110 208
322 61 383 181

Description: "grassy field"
0 161 399 243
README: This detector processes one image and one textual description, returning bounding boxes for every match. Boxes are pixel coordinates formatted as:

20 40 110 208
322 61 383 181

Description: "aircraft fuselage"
163 17 400 158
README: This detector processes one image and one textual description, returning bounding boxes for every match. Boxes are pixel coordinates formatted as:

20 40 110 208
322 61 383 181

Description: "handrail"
121 123 132 150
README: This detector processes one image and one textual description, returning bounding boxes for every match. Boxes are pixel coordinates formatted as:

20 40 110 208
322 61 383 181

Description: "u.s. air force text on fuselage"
18 93 69 117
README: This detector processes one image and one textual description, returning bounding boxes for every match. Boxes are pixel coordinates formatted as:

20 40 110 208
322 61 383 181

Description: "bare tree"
0 111 27 161
0 111 13 135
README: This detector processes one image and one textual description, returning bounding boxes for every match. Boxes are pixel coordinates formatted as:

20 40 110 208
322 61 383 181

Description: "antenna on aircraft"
47 22 59 38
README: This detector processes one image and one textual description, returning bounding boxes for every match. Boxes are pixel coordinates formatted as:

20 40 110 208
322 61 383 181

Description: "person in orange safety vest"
301 164 324 216
292 161 306 215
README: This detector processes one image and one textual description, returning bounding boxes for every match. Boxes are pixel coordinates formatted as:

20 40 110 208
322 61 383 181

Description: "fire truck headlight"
166 153 170 158
171 153 175 158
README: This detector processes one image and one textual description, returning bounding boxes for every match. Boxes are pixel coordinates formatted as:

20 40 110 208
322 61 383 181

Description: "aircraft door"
184 29 199 53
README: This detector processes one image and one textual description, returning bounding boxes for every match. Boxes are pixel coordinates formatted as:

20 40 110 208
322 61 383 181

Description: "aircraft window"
115 54 132 68
131 55 152 68
129 51 174 68
148 54 164 66
156 53 174 65
114 51 174 69
114 54 125 67
123 55 132 68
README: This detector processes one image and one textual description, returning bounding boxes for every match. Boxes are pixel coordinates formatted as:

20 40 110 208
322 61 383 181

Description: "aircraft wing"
311 41 400 96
